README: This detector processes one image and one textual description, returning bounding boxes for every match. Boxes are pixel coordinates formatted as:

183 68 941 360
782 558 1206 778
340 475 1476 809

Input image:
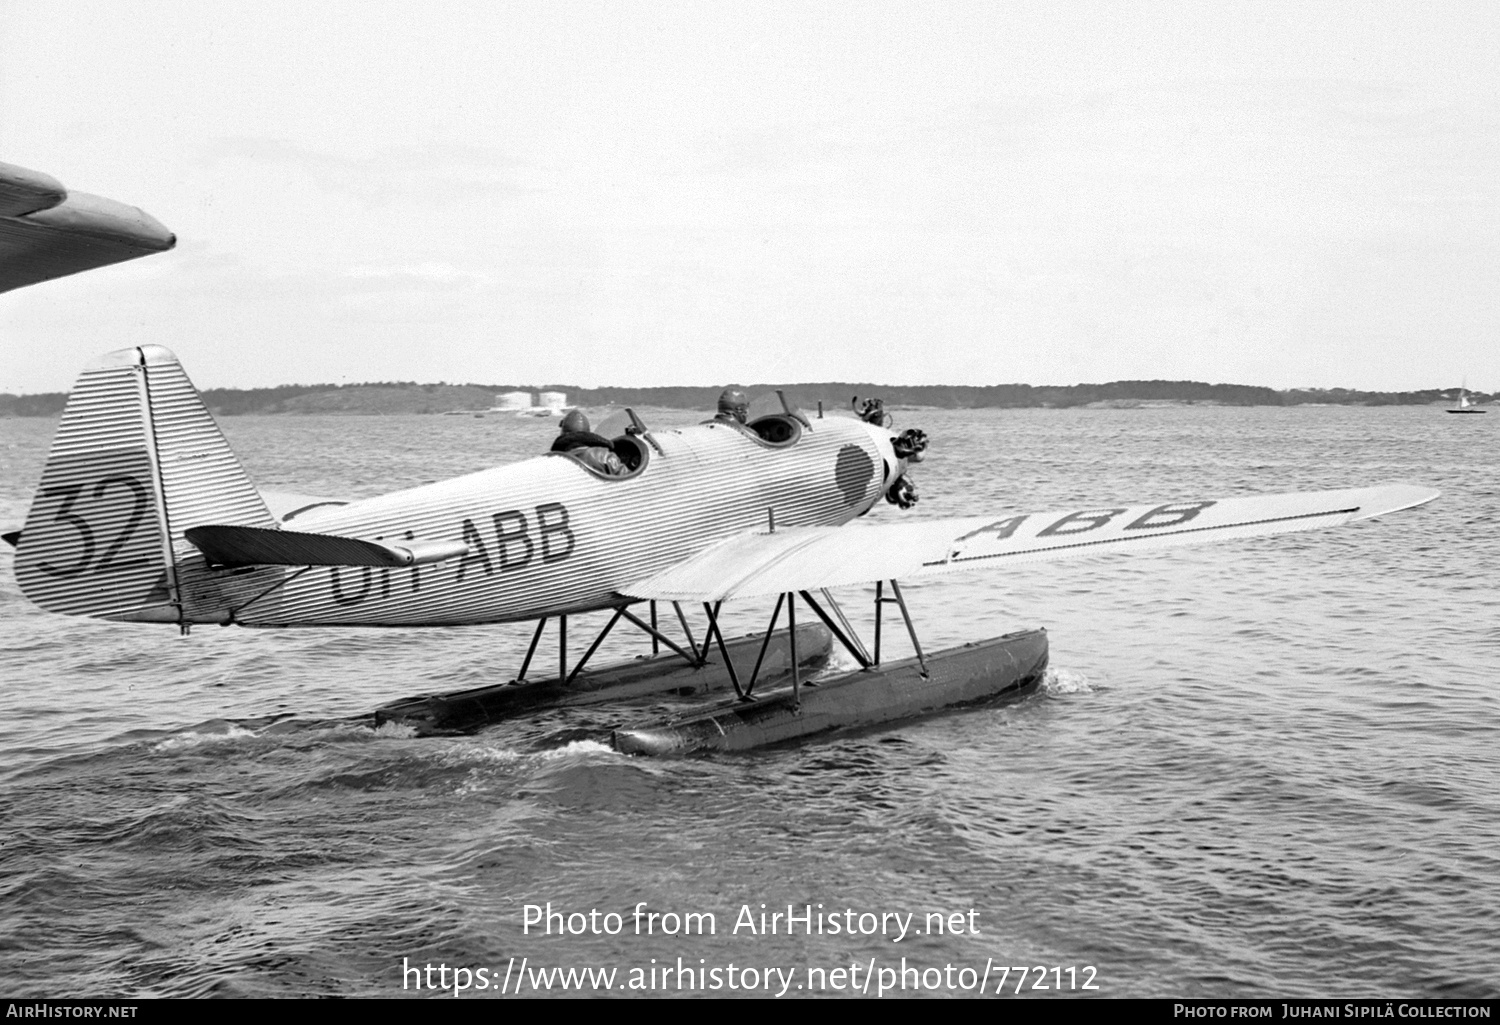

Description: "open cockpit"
705 390 809 449
551 407 654 480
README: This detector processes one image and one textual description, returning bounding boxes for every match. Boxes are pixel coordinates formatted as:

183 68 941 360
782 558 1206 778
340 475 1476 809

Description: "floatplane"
2 162 1440 754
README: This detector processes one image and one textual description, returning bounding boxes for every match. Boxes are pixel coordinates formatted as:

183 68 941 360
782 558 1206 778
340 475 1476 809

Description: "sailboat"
1448 382 1487 414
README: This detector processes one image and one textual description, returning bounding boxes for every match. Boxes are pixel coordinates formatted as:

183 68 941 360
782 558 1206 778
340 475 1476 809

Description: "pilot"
714 387 749 425
551 410 626 475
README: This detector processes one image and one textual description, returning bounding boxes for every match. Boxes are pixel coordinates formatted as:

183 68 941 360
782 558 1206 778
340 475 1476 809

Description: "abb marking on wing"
622 485 1434 603
931 488 1428 567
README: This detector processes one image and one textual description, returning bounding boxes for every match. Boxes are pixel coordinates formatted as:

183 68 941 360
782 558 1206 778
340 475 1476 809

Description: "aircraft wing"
0 161 175 294
622 483 1439 602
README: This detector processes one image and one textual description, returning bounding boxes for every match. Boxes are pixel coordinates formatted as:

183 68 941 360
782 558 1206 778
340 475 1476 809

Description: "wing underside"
622 483 1439 602
185 525 468 568
0 161 175 294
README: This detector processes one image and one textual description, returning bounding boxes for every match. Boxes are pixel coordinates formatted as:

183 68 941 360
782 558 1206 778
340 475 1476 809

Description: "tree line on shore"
1 379 1491 417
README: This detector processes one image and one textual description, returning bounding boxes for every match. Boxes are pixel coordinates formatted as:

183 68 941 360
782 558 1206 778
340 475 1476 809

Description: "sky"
2 1 1497 394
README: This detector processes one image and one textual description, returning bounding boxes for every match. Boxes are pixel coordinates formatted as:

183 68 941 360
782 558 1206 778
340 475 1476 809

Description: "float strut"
567 606 627 684
619 608 701 668
515 617 548 683
696 601 724 662
822 589 869 664
788 593 801 711
702 601 748 702
873 581 884 666
558 614 568 685
744 593 785 697
798 589 871 669
649 601 659 655
671 602 701 664
888 580 928 677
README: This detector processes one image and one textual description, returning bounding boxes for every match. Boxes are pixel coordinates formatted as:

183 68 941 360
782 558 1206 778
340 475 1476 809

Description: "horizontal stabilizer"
623 483 1440 602
185 525 469 568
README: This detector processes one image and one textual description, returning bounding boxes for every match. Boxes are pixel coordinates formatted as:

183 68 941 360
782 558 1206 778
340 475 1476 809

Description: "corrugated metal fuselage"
181 416 896 627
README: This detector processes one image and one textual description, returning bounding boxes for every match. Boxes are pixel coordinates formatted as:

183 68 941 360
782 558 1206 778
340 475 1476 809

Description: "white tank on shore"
491 391 532 412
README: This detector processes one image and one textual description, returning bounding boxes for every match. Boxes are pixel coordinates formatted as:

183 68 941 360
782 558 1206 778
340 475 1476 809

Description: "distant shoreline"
1 381 1491 417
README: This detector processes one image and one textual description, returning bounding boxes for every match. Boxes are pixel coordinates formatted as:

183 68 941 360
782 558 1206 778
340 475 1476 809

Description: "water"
1 406 1496 998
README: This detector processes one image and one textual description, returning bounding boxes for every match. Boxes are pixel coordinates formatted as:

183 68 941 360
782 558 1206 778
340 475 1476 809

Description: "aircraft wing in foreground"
623 484 1440 602
611 483 1438 752
0 161 175 294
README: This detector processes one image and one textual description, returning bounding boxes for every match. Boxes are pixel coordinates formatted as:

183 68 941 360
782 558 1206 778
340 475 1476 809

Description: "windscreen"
746 390 804 424
594 407 647 439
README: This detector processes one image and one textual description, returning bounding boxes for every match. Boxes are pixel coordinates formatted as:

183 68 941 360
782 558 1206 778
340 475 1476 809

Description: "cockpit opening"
551 408 651 480
740 390 808 448
588 407 653 479
746 414 801 447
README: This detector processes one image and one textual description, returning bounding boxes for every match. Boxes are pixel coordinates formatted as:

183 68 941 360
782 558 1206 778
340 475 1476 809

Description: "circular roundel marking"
834 445 876 507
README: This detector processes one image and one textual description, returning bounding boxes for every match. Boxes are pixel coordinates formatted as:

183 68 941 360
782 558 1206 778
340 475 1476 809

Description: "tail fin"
14 346 272 624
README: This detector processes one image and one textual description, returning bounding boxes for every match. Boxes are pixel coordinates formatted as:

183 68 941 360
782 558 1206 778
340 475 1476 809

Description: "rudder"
15 346 273 624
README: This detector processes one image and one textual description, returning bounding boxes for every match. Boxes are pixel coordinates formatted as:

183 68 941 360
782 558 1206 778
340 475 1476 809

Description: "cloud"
343 262 500 289
198 137 539 208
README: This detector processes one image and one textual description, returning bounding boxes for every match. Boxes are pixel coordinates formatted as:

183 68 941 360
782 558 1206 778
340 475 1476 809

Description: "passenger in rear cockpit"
551 410 626 476
714 387 749 425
